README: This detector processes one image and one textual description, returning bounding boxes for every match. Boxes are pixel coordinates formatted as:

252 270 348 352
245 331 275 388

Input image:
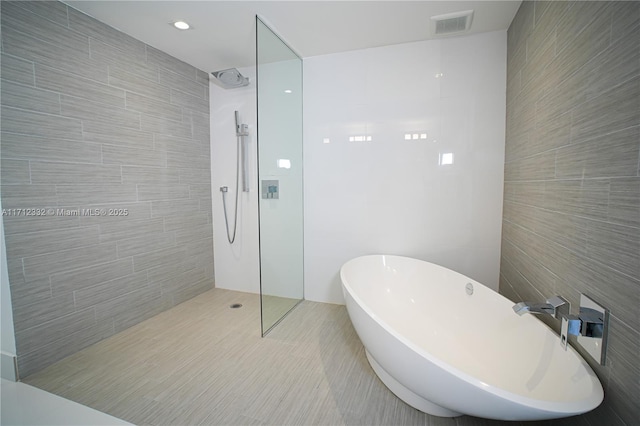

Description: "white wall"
210 60 304 300
210 67 261 294
256 59 304 299
304 30 507 304
212 31 507 304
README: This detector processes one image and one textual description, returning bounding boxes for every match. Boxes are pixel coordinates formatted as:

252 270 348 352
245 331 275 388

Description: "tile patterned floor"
24 288 548 426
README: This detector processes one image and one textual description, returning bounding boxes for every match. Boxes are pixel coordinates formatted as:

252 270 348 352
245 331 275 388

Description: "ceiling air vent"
431 10 474 36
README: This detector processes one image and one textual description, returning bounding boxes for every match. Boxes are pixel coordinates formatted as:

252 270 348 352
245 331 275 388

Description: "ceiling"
65 1 521 74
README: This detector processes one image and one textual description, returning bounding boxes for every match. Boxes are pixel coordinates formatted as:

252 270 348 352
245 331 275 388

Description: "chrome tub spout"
512 296 569 319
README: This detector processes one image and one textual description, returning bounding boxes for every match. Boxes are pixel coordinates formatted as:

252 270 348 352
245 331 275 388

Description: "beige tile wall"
501 2 639 425
1 1 213 377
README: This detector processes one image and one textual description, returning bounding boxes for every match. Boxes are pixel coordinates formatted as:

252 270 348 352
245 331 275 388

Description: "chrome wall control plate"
577 294 609 365
261 180 279 199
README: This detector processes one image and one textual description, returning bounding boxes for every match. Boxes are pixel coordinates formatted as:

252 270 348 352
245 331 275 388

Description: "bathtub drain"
465 283 474 295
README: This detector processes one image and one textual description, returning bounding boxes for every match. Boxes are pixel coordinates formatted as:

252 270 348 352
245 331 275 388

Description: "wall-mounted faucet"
512 294 608 365
512 295 569 319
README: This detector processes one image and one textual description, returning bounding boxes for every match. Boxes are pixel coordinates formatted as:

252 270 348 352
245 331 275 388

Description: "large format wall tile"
302 31 507 306
0 0 212 377
1 106 83 140
502 2 640 424
3 29 108 83
35 64 125 105
1 132 100 165
1 80 61 114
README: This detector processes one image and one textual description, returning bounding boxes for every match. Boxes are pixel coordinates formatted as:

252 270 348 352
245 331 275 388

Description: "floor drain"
229 303 243 309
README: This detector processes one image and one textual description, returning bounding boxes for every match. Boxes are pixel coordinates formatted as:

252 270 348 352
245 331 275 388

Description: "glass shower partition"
256 17 304 336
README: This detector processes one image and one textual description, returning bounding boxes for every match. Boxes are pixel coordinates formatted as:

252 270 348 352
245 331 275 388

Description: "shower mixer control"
237 123 249 137
262 180 279 199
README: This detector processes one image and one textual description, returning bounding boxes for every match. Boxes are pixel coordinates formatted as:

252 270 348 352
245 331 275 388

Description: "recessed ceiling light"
173 21 190 30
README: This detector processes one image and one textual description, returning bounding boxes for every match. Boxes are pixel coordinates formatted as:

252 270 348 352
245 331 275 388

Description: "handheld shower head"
211 68 249 89
234 110 249 137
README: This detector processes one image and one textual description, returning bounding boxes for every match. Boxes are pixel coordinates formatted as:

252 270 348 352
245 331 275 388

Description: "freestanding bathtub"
340 255 603 421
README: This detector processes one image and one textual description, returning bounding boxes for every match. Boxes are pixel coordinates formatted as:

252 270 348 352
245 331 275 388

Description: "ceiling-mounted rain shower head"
211 68 250 88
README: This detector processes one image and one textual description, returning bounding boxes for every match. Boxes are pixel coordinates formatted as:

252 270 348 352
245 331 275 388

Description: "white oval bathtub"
340 255 603 421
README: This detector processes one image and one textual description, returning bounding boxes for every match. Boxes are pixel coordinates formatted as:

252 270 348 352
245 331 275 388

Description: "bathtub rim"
340 254 604 417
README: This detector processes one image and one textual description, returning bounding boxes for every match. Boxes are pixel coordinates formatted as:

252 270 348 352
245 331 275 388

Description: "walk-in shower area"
2 1 638 425
210 17 304 336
